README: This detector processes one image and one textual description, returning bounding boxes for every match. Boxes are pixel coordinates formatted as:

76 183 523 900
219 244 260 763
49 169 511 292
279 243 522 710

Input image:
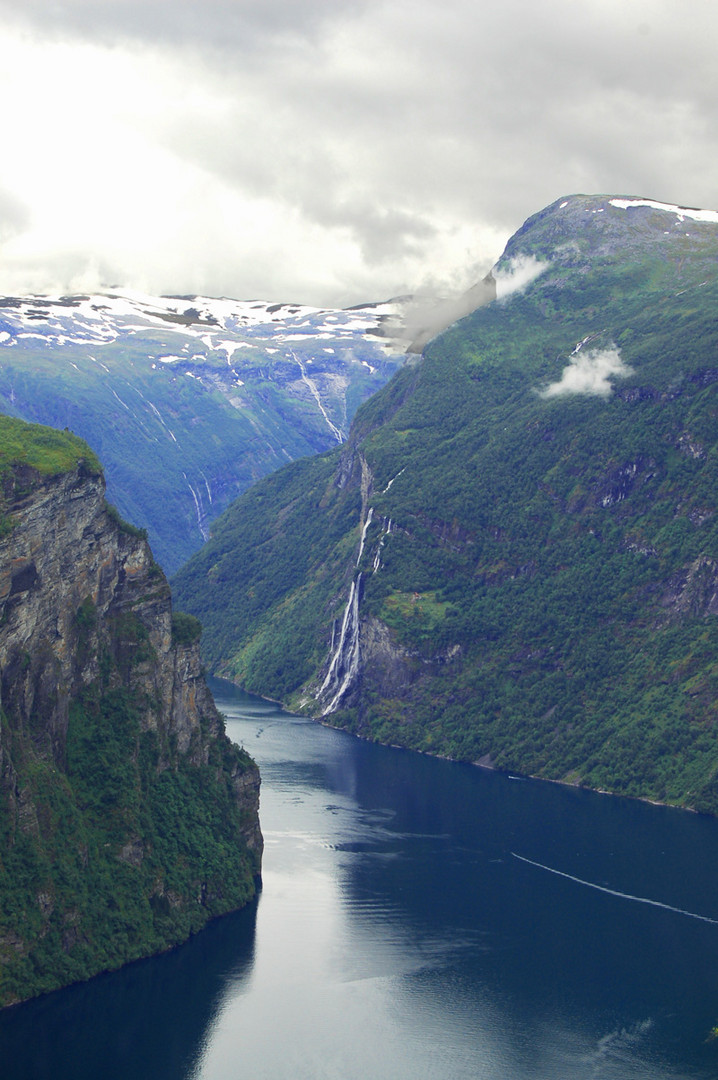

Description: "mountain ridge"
173 193 718 813
0 289 412 572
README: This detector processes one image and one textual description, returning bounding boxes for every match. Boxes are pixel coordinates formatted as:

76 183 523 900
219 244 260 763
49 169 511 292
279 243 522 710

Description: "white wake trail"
512 852 718 925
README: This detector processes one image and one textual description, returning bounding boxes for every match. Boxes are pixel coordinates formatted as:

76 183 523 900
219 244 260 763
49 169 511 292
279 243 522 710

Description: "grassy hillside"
0 415 101 478
173 196 718 812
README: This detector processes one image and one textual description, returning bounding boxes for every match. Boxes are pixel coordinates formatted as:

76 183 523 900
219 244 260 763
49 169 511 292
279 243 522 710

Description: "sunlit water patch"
2 679 718 1079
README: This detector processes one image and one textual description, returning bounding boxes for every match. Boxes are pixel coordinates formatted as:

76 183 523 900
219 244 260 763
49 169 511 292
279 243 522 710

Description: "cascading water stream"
319 573 363 714
319 512 395 713
372 518 392 572
290 350 344 443
182 471 209 541
356 507 374 566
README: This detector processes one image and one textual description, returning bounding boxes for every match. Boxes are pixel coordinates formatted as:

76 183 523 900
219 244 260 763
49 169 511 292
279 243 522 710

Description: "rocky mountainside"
0 290 410 572
0 417 261 1008
173 194 718 813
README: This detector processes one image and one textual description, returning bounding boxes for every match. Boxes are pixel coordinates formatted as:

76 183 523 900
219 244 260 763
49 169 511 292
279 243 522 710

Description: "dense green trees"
0 422 260 1006
173 196 718 812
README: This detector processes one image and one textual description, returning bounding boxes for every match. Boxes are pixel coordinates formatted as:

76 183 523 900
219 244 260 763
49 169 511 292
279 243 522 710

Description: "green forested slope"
173 195 718 811
0 414 101 478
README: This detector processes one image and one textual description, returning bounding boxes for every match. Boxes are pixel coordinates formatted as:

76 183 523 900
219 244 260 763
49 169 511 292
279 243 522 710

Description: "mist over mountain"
173 194 718 812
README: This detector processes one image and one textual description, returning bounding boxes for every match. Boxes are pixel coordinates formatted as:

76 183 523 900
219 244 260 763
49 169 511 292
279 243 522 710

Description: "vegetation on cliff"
0 422 261 1008
0 415 101 479
1 682 257 1007
173 195 718 814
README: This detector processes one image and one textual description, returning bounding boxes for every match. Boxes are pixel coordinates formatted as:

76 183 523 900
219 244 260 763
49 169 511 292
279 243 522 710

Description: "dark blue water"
3 678 718 1078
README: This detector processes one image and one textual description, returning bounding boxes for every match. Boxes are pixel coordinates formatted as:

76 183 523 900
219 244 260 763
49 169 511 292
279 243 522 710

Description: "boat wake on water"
511 852 718 925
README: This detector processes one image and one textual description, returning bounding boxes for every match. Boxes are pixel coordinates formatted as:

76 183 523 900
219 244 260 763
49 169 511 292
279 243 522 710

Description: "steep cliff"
173 194 718 813
0 417 262 1008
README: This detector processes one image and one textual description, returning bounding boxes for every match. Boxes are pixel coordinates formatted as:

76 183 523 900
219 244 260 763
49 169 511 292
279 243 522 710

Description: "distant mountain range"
173 194 718 813
0 290 412 571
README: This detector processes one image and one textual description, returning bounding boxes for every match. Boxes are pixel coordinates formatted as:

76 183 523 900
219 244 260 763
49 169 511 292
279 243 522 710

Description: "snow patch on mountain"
609 199 718 224
0 289 410 354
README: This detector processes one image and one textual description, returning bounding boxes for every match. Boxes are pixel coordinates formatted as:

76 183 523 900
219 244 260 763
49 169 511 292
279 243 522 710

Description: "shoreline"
210 672 705 819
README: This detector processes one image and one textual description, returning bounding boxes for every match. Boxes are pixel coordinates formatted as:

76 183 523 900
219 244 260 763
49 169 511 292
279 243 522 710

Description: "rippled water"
3 679 718 1079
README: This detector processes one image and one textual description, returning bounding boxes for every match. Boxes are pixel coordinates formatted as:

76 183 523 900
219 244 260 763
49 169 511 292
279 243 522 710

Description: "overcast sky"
0 0 716 306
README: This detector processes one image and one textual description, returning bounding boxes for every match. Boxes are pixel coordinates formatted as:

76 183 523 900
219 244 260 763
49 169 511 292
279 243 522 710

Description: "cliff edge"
0 417 262 1008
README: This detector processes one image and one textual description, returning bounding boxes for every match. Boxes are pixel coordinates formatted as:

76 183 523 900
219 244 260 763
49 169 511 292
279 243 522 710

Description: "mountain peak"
497 192 718 282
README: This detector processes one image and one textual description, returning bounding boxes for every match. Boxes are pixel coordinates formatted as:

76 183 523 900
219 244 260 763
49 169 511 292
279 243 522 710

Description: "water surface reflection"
197 681 718 1079
0 900 257 1080
3 679 718 1079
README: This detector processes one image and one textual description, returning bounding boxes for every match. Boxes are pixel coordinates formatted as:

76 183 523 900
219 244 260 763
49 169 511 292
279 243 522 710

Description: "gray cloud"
393 275 497 354
0 1 363 52
0 0 717 305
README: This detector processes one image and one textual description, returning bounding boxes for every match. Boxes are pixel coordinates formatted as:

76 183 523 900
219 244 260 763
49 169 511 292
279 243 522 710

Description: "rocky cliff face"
0 451 261 1008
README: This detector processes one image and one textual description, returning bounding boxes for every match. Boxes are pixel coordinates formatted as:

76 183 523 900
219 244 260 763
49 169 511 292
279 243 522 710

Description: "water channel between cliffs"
3 677 718 1079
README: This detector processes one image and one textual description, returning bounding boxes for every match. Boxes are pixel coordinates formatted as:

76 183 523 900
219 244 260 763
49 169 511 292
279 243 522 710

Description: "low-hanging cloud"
376 269 496 353
494 255 548 300
387 252 550 353
539 346 632 398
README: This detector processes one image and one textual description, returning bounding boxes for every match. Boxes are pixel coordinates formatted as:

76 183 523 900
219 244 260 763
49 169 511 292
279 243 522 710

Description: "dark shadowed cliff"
0 417 261 1008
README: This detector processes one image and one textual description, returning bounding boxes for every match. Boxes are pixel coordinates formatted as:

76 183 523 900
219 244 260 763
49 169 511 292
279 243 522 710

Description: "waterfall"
290 350 344 443
356 507 374 566
319 573 363 714
183 471 209 541
383 467 405 494
319 510 398 712
318 448 404 714
372 517 392 573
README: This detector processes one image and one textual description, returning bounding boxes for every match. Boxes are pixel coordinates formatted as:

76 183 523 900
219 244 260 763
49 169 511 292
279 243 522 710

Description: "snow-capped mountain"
0 289 409 359
0 290 411 572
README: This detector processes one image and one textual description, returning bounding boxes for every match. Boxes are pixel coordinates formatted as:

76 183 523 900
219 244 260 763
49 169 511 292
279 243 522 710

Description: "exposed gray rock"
0 458 261 1006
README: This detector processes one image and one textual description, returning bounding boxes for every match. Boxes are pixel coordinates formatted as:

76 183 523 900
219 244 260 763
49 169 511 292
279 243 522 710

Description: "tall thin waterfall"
319 573 363 714
356 507 374 566
372 518 392 572
319 511 396 714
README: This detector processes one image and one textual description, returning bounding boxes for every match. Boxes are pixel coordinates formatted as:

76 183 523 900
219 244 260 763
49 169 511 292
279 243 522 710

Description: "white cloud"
494 256 549 300
539 346 632 398
0 1 717 304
